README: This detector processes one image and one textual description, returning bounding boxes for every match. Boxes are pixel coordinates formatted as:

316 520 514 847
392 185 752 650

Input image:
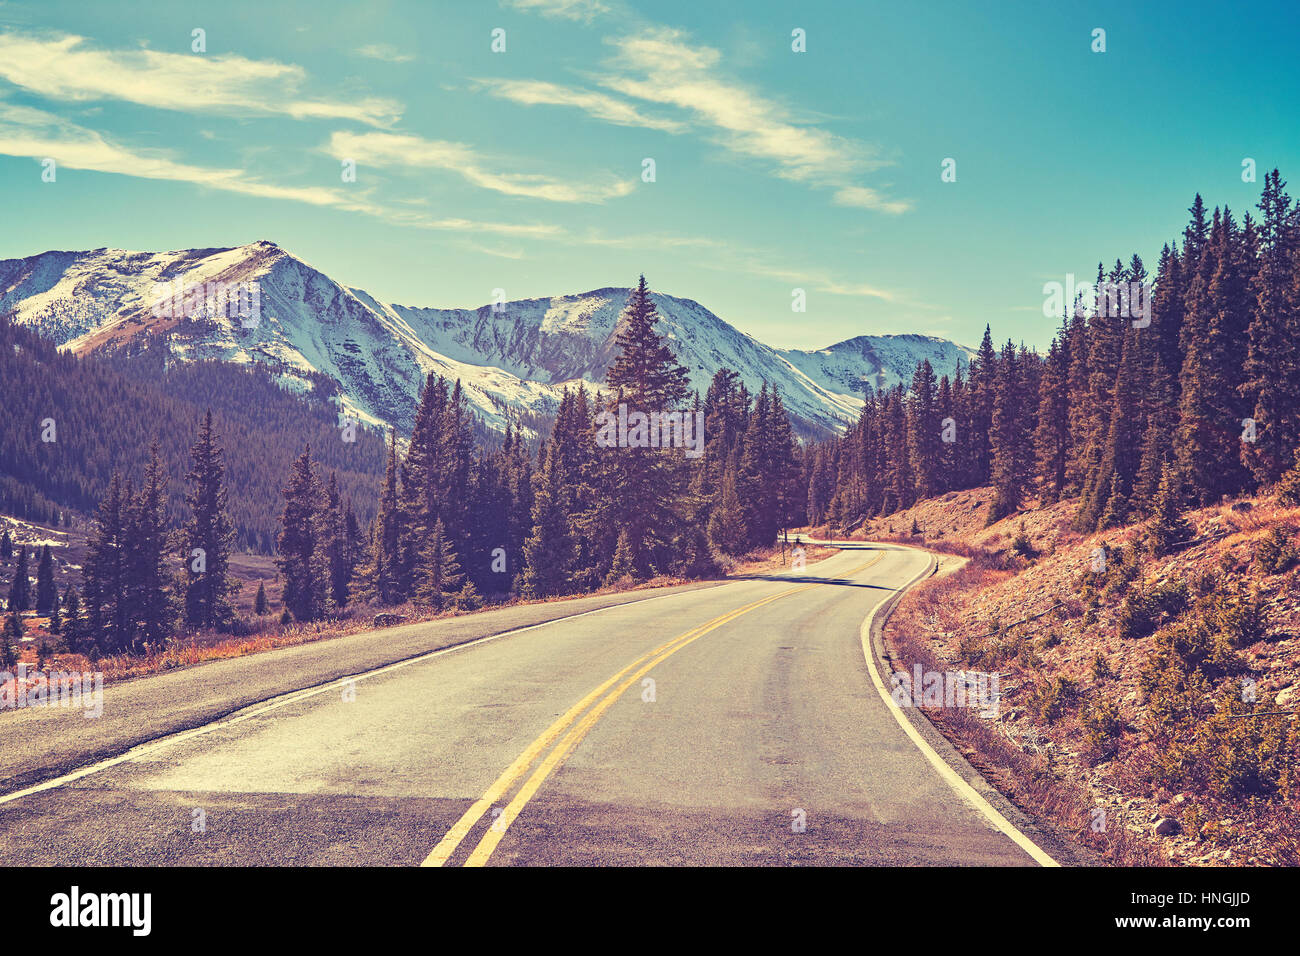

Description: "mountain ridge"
0 241 975 440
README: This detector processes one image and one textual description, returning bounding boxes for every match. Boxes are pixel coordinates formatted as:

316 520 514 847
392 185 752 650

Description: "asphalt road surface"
0 544 1067 866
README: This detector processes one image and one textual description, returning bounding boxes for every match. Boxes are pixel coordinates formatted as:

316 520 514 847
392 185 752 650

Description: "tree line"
8 276 807 653
0 318 385 551
809 169 1300 532
295 275 805 617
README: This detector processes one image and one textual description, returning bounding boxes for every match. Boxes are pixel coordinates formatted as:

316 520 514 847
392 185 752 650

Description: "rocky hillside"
852 491 1299 866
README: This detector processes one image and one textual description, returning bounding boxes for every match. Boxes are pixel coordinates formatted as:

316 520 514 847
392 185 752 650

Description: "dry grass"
880 490 1300 867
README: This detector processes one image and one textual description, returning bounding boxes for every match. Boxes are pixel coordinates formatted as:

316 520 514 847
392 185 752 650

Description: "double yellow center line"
422 552 885 867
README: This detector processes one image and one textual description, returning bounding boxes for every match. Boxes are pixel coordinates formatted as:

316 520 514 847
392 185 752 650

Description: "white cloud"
601 29 891 193
469 26 908 212
0 104 559 239
819 280 905 303
0 31 401 127
474 78 685 133
326 130 635 203
502 0 611 22
356 43 415 64
832 186 911 215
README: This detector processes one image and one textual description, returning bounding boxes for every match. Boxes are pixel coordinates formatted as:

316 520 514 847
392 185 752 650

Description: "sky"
1 0 1297 352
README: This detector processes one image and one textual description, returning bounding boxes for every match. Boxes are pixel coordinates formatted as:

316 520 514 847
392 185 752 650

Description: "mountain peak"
0 243 976 440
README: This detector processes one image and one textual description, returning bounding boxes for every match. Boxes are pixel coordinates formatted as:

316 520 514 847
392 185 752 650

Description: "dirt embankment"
851 489 1299 866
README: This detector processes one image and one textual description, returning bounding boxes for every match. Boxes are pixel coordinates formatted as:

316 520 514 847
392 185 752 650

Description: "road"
0 543 1066 866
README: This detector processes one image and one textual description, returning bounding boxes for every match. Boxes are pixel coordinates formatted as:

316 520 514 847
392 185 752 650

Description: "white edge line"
0 585 714 808
857 546 1062 868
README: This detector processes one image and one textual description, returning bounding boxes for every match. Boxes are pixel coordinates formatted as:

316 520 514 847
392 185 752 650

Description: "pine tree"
1177 208 1254 504
34 544 56 615
8 545 30 612
604 531 635 586
968 326 997 484
1074 261 1126 515
1146 464 1193 556
708 462 748 555
399 375 450 597
1083 317 1147 530
1033 321 1071 503
438 380 474 553
602 276 692 575
182 409 238 629
324 472 352 611
520 452 573 598
61 587 83 654
82 473 129 652
416 518 466 611
1064 305 1092 493
1 612 20 668
503 424 535 591
127 443 175 649
254 580 268 615
277 448 329 622
767 389 802 541
936 373 956 494
988 341 1031 522
882 388 913 514
0 529 11 560
366 429 403 605
1242 170 1300 485
907 359 942 500
806 446 832 527
343 499 362 581
606 276 691 411
738 384 773 546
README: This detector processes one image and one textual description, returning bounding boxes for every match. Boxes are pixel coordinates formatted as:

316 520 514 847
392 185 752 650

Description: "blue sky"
1 0 1297 351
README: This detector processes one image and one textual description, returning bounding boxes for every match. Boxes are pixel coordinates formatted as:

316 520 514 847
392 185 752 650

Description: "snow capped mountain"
0 241 974 439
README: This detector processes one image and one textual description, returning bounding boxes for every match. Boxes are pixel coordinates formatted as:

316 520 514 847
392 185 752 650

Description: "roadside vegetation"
873 488 1298 866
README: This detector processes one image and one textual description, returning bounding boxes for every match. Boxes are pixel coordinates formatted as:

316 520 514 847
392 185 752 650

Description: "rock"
1276 684 1299 709
1172 794 1187 805
373 613 407 628
1154 817 1181 836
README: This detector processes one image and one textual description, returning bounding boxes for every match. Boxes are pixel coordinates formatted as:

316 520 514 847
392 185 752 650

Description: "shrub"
1200 692 1293 799
1276 452 1300 506
455 582 483 611
1039 675 1078 723
1010 527 1037 559
1101 546 1143 602
1206 583 1269 648
1150 579 1190 616
1091 653 1112 681
1117 590 1158 640
1118 579 1189 640
1083 695 1124 760
1255 526 1297 574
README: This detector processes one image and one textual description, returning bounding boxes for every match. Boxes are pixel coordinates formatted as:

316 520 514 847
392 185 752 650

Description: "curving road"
0 543 1066 866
